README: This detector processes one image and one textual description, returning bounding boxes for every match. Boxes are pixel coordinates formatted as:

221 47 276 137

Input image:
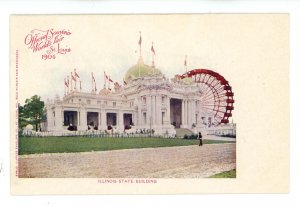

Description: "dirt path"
19 143 236 178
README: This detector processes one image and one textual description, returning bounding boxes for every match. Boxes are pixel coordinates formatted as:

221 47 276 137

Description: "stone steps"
175 128 194 138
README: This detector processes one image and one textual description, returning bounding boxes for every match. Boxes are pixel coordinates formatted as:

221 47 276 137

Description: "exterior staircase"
174 128 194 138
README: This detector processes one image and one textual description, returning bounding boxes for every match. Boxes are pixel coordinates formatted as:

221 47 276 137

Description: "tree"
18 103 28 130
23 95 45 131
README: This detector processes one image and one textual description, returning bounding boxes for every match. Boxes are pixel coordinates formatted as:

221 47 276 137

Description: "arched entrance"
170 98 182 128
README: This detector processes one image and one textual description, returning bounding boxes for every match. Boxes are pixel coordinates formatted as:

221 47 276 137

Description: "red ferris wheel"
180 69 234 125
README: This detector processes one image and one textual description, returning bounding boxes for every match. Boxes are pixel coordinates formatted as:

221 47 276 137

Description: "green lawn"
209 169 236 178
18 136 234 155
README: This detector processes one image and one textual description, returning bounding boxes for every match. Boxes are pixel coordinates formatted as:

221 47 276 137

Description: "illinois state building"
46 55 235 137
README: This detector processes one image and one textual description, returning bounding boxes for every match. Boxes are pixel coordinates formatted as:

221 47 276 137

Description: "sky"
11 14 287 107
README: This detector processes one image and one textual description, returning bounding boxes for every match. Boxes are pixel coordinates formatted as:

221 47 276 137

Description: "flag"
74 69 80 79
104 71 109 80
123 79 127 85
71 72 76 81
109 77 113 83
92 72 94 81
64 78 69 87
138 32 142 45
151 42 155 55
92 72 97 91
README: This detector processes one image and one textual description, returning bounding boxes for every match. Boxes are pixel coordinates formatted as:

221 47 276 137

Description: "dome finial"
138 31 142 77
184 55 187 73
151 42 156 71
138 31 142 58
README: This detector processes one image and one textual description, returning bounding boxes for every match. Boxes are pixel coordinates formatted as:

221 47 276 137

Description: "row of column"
181 100 197 128
48 106 130 131
47 97 199 132
146 95 167 127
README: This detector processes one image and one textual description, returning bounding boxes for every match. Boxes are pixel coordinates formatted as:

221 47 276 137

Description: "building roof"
124 57 161 82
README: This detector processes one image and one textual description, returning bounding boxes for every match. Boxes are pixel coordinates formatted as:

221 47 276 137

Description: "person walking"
198 132 203 146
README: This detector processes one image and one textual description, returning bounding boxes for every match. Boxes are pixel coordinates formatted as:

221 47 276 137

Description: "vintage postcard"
10 14 289 194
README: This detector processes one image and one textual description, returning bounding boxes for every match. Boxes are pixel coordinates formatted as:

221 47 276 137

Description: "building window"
162 112 165 124
87 99 91 104
71 99 73 103
143 97 146 104
162 96 165 104
113 102 116 107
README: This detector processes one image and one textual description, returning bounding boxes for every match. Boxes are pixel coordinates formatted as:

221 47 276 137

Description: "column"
146 96 151 126
166 97 171 125
191 100 195 124
134 110 138 127
181 100 185 126
184 100 189 125
151 95 156 126
189 100 192 127
118 110 124 131
187 100 191 127
78 108 87 130
54 106 63 131
187 100 190 127
137 97 142 127
100 109 106 130
190 100 193 126
98 110 101 128
156 95 162 126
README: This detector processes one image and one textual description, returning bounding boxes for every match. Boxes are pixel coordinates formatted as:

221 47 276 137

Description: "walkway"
19 143 236 178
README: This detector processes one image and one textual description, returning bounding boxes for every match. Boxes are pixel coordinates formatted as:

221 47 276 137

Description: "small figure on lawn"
198 132 203 146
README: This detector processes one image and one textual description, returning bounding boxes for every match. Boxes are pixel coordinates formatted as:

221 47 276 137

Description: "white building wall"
54 106 63 132
46 107 54 131
100 109 106 130
78 108 87 130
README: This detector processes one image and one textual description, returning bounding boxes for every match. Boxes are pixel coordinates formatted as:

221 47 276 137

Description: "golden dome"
181 77 194 85
124 57 161 82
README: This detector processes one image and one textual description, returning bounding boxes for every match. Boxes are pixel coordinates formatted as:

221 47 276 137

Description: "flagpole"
152 42 155 74
108 76 110 89
71 72 73 92
67 76 70 94
104 71 106 89
74 69 77 90
139 31 141 58
138 31 141 77
185 55 187 74
64 78 66 96
80 81 82 92
91 72 94 92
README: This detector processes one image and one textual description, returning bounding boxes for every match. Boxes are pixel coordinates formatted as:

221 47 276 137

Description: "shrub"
189 134 197 139
183 134 189 139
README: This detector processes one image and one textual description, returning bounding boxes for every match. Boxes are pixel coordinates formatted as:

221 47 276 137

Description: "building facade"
46 58 233 137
